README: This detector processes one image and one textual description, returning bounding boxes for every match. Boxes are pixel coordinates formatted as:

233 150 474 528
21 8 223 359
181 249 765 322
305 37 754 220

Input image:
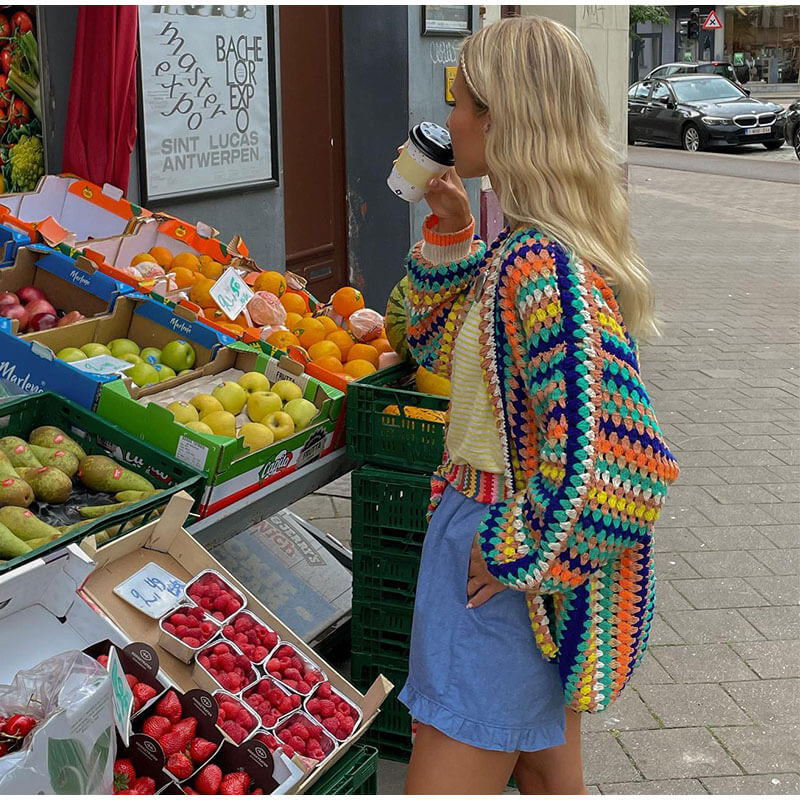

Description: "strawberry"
220 771 251 795
155 689 182 724
97 654 109 668
133 776 156 794
189 737 217 763
126 674 139 689
133 683 157 707
142 715 171 739
194 763 222 795
158 730 186 756
184 790 199 796
113 758 136 792
166 751 193 780
172 716 198 746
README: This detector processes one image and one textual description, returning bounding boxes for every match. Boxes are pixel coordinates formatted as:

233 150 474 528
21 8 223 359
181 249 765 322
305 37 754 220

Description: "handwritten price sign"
113 562 186 619
210 267 254 320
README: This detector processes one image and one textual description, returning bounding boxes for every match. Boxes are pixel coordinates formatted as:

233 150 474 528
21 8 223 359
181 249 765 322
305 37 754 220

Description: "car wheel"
793 128 800 161
763 140 783 150
682 124 701 152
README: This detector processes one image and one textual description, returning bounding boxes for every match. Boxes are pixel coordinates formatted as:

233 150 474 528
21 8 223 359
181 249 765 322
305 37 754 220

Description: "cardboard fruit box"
95 343 345 518
0 244 133 335
0 295 232 409
78 491 392 794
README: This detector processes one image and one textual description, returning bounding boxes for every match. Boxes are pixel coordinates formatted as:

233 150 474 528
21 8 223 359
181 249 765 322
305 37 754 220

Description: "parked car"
628 74 787 152
784 100 800 160
645 61 748 92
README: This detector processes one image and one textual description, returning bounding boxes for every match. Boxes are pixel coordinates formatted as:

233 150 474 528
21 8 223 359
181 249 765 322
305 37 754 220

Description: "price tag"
210 267 254 320
108 647 133 744
113 562 186 619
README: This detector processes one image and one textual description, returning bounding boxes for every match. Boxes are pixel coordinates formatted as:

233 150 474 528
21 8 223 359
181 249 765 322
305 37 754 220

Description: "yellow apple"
247 391 283 423
263 411 295 442
239 422 275 451
201 410 237 437
283 398 318 431
212 381 247 415
185 420 213 434
190 394 223 418
271 379 302 404
238 371 270 394
167 401 199 424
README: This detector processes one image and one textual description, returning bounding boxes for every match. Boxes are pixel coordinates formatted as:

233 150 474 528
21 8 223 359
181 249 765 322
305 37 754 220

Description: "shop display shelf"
346 363 446 474
304 744 379 795
352 550 421 606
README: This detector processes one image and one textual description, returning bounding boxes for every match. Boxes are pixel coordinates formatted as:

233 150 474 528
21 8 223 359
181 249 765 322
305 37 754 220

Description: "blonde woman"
398 16 679 794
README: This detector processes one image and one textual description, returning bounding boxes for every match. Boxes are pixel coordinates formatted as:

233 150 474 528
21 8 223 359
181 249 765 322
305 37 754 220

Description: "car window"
651 82 671 103
651 67 666 78
629 82 650 100
671 77 745 102
674 66 691 75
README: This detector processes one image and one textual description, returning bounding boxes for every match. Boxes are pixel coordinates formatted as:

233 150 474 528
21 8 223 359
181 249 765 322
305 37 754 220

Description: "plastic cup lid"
409 122 455 166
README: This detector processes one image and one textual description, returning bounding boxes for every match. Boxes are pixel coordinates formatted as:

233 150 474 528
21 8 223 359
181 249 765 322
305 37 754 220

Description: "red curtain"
62 6 138 192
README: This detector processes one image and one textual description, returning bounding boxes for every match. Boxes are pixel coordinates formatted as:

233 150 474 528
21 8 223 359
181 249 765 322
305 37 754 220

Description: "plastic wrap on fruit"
259 324 289 343
348 308 384 342
134 262 166 280
116 265 143 280
248 292 287 327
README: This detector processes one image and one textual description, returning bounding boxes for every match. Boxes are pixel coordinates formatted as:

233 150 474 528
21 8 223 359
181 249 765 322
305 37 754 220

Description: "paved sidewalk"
292 164 800 793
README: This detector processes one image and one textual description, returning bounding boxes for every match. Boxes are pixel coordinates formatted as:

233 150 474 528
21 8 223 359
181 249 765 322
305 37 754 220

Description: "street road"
629 145 799 185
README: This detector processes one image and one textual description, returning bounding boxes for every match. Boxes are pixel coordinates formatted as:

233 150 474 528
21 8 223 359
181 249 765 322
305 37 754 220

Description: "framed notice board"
137 5 278 203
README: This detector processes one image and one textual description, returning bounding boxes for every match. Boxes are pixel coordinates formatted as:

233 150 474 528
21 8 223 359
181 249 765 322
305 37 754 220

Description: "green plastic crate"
352 550 421 606
0 391 205 573
346 363 447 473
351 466 431 558
306 744 379 794
351 598 414 661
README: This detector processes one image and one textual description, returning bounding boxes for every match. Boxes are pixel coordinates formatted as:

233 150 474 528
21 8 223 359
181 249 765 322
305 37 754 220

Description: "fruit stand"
0 174 457 794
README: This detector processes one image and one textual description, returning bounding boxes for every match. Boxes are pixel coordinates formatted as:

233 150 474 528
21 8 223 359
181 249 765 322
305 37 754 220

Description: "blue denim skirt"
398 484 566 753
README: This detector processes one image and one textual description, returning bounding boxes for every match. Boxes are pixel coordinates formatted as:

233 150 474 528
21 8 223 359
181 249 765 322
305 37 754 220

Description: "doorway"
279 6 348 302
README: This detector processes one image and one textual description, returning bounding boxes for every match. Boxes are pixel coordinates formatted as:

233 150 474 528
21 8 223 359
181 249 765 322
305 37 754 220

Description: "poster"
138 5 277 203
0 7 45 193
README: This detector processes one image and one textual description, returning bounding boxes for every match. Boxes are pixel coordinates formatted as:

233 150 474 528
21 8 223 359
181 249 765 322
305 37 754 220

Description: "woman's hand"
466 534 506 608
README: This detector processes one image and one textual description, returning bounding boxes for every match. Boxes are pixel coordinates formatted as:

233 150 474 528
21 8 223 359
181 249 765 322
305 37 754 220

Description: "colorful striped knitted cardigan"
405 217 679 713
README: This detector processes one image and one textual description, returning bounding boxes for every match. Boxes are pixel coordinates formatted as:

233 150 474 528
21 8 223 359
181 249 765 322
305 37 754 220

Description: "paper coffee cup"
387 122 455 203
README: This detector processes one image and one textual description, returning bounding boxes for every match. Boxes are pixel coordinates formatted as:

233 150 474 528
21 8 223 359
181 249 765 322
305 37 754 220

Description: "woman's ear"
483 116 492 134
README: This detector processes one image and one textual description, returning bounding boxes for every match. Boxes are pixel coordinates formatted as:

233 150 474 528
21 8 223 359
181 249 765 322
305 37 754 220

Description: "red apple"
57 310 85 327
24 299 57 319
28 312 59 331
0 303 28 329
17 286 47 305
0 291 19 308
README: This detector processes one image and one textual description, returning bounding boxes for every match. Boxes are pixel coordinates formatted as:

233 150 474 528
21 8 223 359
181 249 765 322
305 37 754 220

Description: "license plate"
746 126 771 135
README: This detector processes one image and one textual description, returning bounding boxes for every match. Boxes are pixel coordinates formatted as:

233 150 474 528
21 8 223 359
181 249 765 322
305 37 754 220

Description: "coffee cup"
387 122 455 203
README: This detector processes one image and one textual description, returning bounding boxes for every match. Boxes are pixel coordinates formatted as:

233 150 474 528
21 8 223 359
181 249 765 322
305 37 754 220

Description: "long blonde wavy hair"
460 16 658 340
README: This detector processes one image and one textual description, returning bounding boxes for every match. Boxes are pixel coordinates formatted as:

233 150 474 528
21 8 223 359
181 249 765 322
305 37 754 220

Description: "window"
651 67 667 77
629 82 651 100
651 82 671 103
671 77 745 102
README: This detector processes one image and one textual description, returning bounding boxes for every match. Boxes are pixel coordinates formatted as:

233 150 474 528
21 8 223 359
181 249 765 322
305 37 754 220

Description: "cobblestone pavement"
293 163 800 793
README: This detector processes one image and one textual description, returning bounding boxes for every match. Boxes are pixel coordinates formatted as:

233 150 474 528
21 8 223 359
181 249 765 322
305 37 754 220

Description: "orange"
149 246 174 268
332 286 365 318
371 338 394 355
170 266 196 289
189 276 215 307
280 292 307 315
171 251 201 271
284 311 303 330
344 359 376 378
198 259 224 280
347 343 379 368
311 355 344 373
199 254 212 265
266 330 300 351
336 372 355 384
326 329 355 360
293 317 326 350
253 270 287 297
316 315 339 335
308 340 342 362
220 323 244 338
203 307 226 323
131 252 155 267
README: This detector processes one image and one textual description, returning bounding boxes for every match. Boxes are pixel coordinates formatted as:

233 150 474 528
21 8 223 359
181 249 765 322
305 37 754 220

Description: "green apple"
108 338 140 358
246 391 282 423
167 401 199 424
161 339 196 372
263 410 295 442
190 394 224 418
185 420 213 434
178 369 192 376
120 353 143 365
125 362 160 388
212 381 247 415
238 371 270 394
239 422 275 451
140 347 162 365
202 410 237 437
154 364 176 382
271 379 302 404
57 347 87 362
283 398 318 431
80 343 111 358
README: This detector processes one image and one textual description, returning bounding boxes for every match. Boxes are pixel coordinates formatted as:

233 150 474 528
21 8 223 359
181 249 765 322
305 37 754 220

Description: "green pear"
77 455 155 493
78 501 132 519
0 436 42 468
0 477 34 507
26 536 55 550
28 445 79 478
0 523 31 558
0 507 61 542
17 467 72 504
28 427 87 461
0 450 19 480
114 490 160 502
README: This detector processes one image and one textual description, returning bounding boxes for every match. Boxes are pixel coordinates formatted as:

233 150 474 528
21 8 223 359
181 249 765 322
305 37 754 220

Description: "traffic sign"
703 10 722 30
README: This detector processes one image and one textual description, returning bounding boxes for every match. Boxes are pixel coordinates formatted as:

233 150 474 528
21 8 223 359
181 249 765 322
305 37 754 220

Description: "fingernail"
466 603 473 609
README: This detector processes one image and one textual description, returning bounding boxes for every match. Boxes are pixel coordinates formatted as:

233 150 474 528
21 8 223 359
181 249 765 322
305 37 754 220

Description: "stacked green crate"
346 365 448 762
306 745 379 795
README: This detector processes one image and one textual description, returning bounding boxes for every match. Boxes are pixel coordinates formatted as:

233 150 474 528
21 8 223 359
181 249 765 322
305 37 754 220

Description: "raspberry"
278 698 293 715
318 700 336 717
307 699 320 713
278 729 292 743
297 681 310 694
323 718 339 735
253 647 267 662
220 654 236 673
189 606 204 620
290 657 303 671
214 643 229 656
317 682 332 699
213 595 229 611
291 695 301 709
183 637 199 647
223 624 235 638
266 659 281 672
236 709 253 727
290 735 305 751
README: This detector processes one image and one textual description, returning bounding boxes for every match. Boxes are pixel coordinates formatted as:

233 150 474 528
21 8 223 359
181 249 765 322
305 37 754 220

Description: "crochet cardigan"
405 217 679 713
